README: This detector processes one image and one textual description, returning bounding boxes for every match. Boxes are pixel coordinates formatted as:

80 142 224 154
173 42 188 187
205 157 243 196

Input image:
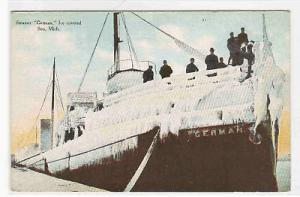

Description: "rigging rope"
30 70 52 134
131 12 206 61
124 129 160 191
54 90 60 118
77 12 110 92
30 67 64 142
55 72 64 111
121 14 135 68
121 13 140 69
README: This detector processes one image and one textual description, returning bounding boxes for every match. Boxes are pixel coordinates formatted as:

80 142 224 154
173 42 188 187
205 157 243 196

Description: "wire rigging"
131 12 206 62
77 12 110 92
55 72 64 112
30 61 65 146
121 13 140 69
54 89 60 118
121 14 135 68
30 70 53 136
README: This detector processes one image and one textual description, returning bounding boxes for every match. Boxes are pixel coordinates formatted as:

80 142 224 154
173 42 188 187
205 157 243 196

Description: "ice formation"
55 106 89 146
252 41 286 141
15 144 40 163
17 41 286 174
107 70 143 94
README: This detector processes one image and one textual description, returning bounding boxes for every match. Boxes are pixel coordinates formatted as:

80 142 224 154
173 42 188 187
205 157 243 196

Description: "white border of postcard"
1 0 300 196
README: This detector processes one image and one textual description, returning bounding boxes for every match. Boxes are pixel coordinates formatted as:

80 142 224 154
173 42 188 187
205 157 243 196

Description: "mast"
51 57 55 148
262 14 269 42
262 14 276 67
114 12 121 71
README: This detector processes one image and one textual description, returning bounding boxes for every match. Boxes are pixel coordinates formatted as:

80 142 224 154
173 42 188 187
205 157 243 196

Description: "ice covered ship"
16 13 286 192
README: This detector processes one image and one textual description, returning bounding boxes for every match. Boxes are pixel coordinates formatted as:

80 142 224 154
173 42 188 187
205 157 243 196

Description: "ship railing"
107 59 157 80
15 152 44 166
103 66 245 106
22 127 160 170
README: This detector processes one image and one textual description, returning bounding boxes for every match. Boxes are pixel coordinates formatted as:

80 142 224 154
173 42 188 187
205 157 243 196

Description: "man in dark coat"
227 32 235 65
205 48 218 70
227 32 235 51
244 44 255 66
217 57 227 69
227 32 243 65
243 44 255 79
143 65 154 83
186 58 199 73
238 27 249 45
159 60 173 79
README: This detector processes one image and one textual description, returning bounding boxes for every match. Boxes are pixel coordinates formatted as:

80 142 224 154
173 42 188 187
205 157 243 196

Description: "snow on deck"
16 41 286 175
18 66 256 173
86 66 255 139
10 166 107 192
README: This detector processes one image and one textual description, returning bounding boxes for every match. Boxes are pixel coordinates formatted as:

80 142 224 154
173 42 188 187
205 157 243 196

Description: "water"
276 155 291 192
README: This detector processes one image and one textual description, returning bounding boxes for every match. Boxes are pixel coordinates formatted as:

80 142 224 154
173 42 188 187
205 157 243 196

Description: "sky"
10 11 290 153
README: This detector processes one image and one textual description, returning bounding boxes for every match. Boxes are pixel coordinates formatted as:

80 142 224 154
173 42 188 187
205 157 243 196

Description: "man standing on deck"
186 58 199 73
205 48 218 70
243 44 255 79
159 60 173 79
143 65 154 83
217 57 227 69
238 27 249 45
227 32 235 65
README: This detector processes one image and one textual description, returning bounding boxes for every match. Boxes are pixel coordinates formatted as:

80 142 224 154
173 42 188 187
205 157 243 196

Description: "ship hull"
29 121 277 192
133 122 277 192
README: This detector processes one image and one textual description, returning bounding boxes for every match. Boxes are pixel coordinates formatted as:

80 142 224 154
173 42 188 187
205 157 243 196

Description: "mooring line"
124 128 160 192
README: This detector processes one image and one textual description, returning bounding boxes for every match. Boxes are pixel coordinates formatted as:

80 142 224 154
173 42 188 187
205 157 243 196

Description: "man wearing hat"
186 58 199 73
159 60 173 79
238 27 249 45
227 32 235 51
227 32 240 65
217 57 227 69
244 43 255 78
205 48 219 70
143 65 154 83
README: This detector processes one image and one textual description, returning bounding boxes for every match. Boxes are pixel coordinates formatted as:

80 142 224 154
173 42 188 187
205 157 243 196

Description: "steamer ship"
15 12 286 192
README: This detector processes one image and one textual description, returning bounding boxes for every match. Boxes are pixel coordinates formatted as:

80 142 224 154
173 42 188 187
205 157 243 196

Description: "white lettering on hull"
185 124 253 138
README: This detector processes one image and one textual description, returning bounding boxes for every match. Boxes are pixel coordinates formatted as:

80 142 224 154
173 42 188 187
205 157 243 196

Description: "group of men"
143 60 173 83
142 27 255 83
227 27 255 68
204 48 227 71
205 27 255 71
